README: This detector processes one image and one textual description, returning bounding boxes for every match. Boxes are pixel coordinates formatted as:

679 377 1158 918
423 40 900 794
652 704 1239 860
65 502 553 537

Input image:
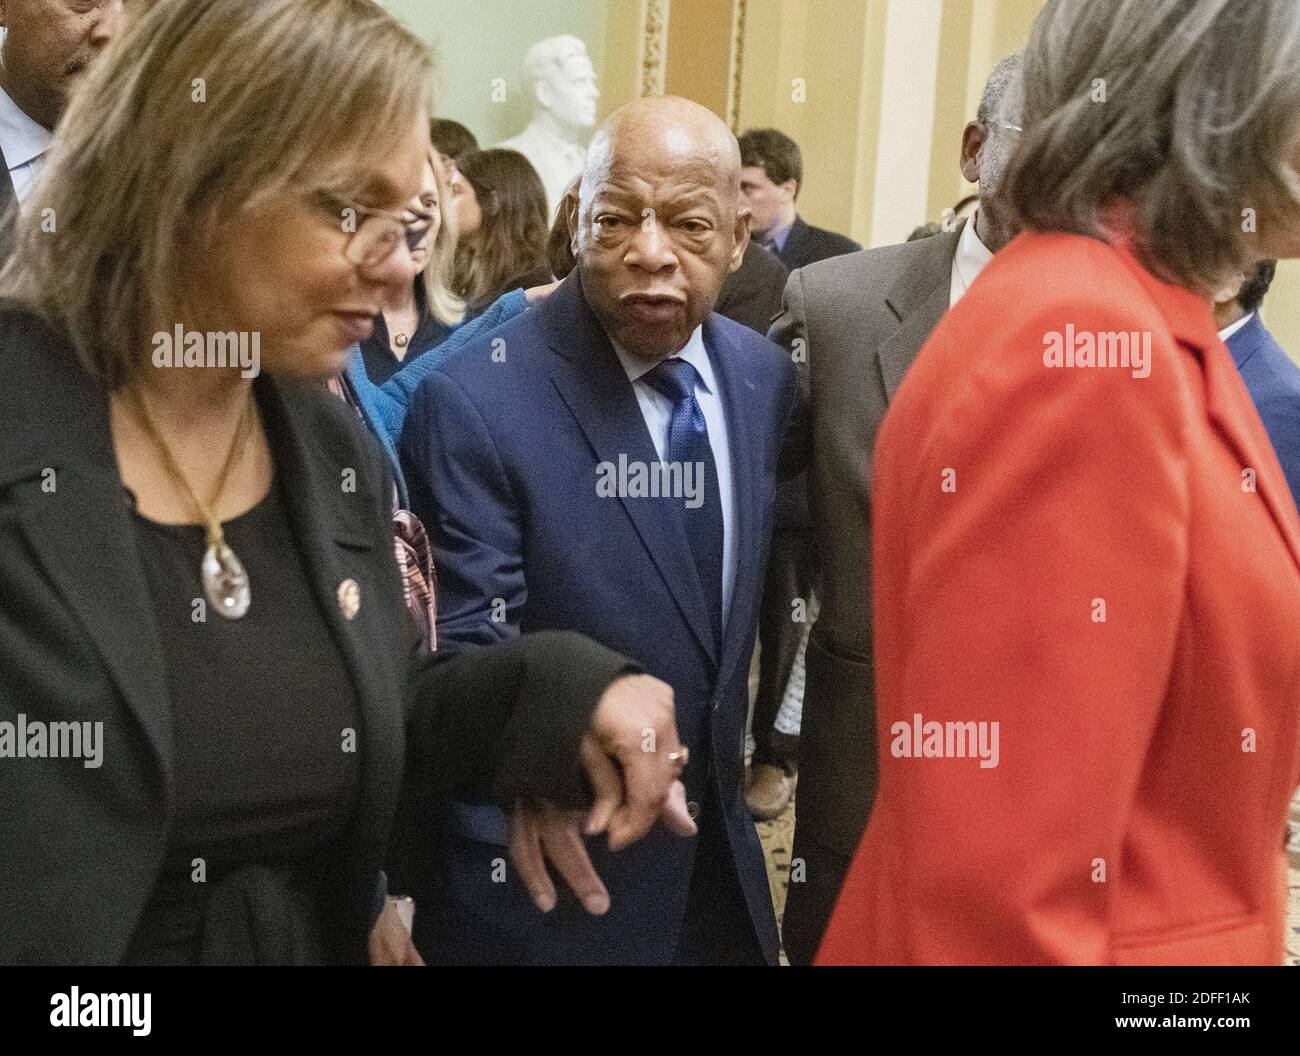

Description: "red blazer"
818 229 1300 965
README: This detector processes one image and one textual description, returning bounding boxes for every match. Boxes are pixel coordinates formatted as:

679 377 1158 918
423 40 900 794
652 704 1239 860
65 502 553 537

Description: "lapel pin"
337 578 361 620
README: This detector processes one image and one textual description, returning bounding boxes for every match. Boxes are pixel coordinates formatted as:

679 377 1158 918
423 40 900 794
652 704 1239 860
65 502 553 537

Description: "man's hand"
509 672 697 915
509 783 697 915
509 801 609 915
368 897 424 966
580 673 694 852
524 281 559 303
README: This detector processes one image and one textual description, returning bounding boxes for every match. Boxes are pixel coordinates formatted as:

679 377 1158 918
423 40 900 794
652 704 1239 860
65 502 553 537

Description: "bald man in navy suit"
398 96 797 965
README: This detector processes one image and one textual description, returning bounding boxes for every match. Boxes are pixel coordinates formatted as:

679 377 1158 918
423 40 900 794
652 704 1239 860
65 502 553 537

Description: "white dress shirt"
0 83 52 207
1217 310 1256 343
949 212 995 307
611 326 738 630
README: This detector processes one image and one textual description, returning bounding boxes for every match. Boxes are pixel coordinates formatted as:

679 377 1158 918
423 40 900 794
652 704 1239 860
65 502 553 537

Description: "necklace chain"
127 387 255 549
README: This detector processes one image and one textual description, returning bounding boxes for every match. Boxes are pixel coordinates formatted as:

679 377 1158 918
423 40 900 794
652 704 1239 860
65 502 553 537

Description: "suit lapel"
705 316 763 689
24 463 177 784
256 375 403 848
545 275 719 666
1203 339 1300 578
1224 312 1266 371
878 225 962 400
779 216 809 270
15 333 174 781
1113 241 1300 579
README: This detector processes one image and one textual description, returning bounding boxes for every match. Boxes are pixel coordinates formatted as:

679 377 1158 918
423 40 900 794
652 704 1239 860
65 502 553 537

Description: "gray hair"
975 54 1024 199
1004 0 1300 294
977 54 1024 129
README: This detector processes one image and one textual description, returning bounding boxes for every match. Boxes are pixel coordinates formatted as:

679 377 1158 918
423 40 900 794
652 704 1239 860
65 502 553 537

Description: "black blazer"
713 244 810 532
0 303 634 965
715 241 788 337
776 215 862 272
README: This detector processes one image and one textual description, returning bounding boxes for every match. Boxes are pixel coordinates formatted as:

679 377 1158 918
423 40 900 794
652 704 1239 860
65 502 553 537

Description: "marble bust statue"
498 35 599 218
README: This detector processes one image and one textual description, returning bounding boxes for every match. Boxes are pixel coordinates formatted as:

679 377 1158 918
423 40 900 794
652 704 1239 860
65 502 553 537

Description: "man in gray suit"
771 54 1024 965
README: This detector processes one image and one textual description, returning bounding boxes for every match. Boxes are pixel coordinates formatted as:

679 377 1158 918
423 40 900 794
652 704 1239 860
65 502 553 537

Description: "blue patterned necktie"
643 357 725 646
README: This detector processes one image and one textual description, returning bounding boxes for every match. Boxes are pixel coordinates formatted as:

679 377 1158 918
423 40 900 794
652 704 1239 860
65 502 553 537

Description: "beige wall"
1265 264 1300 362
664 0 733 118
729 0 1045 248
725 0 1300 362
382 0 1300 363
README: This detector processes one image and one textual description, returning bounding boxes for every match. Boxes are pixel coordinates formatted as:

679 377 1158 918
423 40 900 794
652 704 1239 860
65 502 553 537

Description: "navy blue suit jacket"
776 215 861 272
1227 312 1300 511
398 272 796 964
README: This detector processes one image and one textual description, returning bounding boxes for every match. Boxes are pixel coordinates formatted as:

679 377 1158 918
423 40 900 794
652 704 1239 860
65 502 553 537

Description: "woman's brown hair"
0 0 432 388
453 148 551 313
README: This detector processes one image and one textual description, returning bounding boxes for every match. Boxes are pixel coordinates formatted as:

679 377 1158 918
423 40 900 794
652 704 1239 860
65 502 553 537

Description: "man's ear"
730 206 751 273
781 179 799 203
959 122 985 185
565 188 581 254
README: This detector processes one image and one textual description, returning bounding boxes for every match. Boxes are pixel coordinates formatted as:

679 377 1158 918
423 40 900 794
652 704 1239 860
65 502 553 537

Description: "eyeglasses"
317 194 434 269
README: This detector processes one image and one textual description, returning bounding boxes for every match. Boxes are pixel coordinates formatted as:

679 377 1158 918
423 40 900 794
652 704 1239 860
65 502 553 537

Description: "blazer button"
686 800 701 821
337 578 361 620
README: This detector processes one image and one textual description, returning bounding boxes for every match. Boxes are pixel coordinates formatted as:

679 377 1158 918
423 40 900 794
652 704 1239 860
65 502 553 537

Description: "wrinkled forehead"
588 126 736 194
585 160 734 216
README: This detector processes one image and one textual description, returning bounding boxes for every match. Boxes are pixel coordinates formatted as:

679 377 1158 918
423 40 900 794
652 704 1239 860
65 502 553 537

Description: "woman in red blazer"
820 0 1300 965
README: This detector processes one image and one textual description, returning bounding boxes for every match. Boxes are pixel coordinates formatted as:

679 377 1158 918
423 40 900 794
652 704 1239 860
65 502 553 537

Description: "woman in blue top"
333 143 553 505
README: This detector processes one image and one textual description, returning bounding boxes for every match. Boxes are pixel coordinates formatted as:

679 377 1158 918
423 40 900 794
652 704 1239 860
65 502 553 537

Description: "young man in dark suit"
400 95 797 965
736 126 860 821
738 127 861 272
715 240 788 337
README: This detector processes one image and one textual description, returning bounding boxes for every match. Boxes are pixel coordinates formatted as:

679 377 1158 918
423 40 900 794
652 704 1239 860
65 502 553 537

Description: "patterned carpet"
1287 792 1300 965
756 800 795 927
757 790 1300 964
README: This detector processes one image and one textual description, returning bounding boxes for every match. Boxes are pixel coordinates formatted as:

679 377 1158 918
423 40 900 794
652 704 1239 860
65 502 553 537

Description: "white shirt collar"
0 82 52 171
950 213 995 306
611 325 716 395
1217 310 1256 343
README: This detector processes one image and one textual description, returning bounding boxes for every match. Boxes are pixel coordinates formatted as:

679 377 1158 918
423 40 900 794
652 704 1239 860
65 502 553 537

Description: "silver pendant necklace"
128 388 255 620
200 535 252 619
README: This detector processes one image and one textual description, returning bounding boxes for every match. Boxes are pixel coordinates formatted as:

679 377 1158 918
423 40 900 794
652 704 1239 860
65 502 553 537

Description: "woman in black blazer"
0 0 687 965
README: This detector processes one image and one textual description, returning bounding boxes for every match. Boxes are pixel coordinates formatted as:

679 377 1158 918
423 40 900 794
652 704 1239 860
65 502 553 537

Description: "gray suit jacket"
769 224 960 856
